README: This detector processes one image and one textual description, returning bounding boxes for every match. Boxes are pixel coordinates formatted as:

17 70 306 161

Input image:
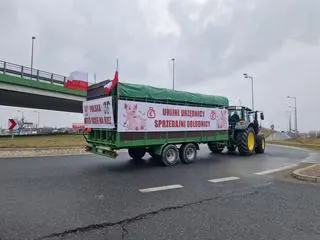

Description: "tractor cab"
228 106 251 125
228 106 264 130
225 106 266 155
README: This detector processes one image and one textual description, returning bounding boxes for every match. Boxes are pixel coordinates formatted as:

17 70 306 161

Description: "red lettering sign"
90 104 101 112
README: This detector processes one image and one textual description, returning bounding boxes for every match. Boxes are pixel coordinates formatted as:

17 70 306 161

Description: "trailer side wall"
85 81 229 150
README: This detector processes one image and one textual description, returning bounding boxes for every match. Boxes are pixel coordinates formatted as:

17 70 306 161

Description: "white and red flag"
104 70 119 95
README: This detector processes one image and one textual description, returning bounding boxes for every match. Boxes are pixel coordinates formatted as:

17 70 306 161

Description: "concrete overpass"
0 60 86 113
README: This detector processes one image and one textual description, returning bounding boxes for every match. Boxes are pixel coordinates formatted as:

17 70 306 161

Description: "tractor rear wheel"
236 127 256 156
255 135 266 154
208 143 225 154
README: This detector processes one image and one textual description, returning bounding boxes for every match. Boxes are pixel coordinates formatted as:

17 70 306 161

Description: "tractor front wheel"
236 128 256 156
227 145 236 153
208 143 225 154
255 135 266 154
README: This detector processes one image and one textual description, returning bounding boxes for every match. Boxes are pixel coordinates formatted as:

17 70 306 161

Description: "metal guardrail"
0 60 67 85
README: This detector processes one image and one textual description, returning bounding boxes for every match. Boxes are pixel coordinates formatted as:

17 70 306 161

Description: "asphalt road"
0 145 319 240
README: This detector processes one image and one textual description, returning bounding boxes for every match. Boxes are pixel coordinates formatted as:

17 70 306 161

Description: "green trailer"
83 80 230 166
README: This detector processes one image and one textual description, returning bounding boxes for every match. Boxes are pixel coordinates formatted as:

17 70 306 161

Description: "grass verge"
0 134 86 148
267 138 320 150
260 128 273 138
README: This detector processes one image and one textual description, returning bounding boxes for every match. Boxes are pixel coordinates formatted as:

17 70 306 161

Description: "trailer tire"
161 144 179 166
179 143 197 164
236 127 256 156
208 143 225 154
255 135 266 154
128 148 146 160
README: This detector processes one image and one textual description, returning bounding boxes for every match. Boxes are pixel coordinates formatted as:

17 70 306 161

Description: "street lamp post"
286 96 298 135
34 111 40 128
243 73 254 110
285 110 292 133
171 58 175 90
17 110 24 119
288 110 292 133
31 36 36 79
17 110 24 135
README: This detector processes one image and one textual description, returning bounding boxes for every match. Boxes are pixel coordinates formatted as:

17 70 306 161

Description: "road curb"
291 164 320 183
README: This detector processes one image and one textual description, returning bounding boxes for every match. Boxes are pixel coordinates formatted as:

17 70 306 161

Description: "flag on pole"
104 70 119 95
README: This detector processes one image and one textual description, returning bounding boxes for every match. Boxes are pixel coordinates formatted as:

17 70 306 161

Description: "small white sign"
83 96 115 129
117 100 228 132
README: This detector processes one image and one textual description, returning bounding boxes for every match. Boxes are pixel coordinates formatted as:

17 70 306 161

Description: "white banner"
83 96 115 128
117 100 229 132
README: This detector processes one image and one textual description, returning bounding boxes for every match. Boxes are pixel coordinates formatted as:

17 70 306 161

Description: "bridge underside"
0 89 83 113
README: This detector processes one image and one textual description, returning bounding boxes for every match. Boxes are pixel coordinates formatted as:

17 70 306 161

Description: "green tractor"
208 106 266 155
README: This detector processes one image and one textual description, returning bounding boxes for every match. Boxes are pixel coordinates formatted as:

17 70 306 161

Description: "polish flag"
64 70 88 91
104 70 119 94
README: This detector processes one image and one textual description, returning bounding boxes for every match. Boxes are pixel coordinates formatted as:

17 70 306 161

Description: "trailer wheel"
255 135 266 154
128 148 146 160
208 143 225 154
161 144 179 166
179 143 197 164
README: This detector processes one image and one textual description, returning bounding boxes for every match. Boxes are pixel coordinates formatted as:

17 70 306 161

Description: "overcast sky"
0 0 319 132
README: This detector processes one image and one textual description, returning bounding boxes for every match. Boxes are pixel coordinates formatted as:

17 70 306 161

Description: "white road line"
254 164 298 175
301 152 319 163
208 176 240 183
139 184 184 193
267 144 309 151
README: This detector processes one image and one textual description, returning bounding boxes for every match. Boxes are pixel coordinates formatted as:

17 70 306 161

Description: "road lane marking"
301 152 319 163
208 176 240 183
267 144 309 152
254 164 298 175
139 184 184 193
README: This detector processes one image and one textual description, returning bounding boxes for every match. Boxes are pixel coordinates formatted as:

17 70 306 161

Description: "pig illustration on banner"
122 103 147 130
217 109 228 129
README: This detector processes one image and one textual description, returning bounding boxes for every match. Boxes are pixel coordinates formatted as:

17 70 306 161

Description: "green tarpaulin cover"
117 82 229 107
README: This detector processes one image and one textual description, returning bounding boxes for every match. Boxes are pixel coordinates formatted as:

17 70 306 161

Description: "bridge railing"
0 60 67 85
